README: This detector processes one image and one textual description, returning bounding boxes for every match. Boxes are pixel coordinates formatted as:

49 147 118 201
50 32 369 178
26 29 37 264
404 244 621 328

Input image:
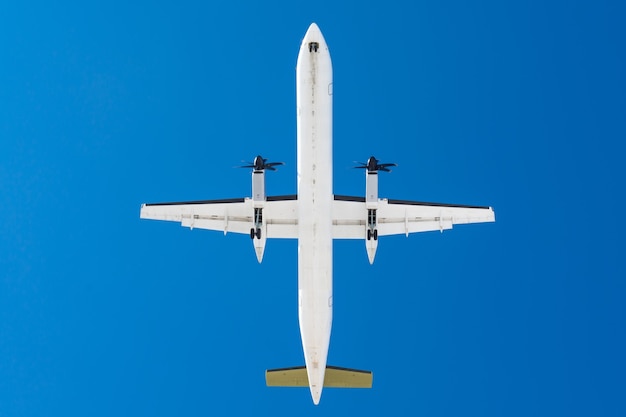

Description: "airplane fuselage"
296 24 333 405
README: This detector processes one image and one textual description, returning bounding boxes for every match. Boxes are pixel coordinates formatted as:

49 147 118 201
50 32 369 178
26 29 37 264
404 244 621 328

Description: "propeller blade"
353 157 397 172
238 156 284 171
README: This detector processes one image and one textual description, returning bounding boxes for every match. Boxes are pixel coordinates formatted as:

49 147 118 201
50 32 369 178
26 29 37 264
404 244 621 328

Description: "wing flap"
263 198 299 238
332 198 366 238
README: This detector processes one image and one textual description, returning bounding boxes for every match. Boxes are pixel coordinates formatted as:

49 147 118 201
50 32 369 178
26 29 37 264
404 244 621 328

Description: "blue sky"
1 0 625 415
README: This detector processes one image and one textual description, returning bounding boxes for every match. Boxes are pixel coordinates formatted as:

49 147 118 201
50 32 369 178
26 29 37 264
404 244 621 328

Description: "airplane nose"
302 23 327 52
303 22 326 50
305 23 322 39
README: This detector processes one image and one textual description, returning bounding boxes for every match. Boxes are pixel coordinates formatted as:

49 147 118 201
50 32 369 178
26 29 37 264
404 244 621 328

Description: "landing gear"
367 208 378 241
250 227 262 239
251 207 263 239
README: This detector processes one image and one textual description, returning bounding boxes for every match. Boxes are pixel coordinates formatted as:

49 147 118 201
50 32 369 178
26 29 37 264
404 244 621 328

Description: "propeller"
354 156 397 173
239 155 284 171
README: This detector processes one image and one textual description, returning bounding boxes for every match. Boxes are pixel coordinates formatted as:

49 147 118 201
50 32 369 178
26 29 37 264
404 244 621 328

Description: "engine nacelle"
365 225 378 264
251 173 267 262
365 172 379 264
250 218 267 263
356 156 395 264
244 154 283 263
252 169 266 205
366 171 378 207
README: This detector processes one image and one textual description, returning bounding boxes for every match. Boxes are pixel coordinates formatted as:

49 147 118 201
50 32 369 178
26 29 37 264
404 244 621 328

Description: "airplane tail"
265 365 373 388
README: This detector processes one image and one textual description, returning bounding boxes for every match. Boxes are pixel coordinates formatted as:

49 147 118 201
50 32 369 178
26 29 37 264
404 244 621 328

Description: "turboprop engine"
239 155 284 262
354 156 396 263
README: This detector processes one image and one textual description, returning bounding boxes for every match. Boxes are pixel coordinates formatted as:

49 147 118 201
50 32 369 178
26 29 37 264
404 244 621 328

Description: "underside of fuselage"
296 22 334 405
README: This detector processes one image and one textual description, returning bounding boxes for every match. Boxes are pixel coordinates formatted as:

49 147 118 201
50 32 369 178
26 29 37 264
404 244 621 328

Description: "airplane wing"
140 195 298 238
332 195 495 238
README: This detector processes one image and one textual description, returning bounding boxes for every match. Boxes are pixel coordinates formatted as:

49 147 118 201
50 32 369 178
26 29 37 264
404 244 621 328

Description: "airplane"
140 23 495 405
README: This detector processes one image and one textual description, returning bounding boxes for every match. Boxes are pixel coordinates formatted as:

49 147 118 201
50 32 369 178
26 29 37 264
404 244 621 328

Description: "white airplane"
140 23 495 405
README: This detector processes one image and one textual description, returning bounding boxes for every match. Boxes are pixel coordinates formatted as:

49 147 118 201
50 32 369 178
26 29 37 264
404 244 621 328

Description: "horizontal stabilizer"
266 366 372 388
